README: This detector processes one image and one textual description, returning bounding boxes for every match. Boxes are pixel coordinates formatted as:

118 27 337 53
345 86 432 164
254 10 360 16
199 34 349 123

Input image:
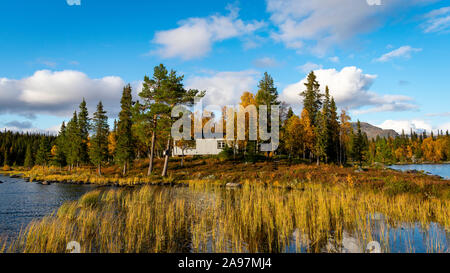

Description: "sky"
1 0 450 134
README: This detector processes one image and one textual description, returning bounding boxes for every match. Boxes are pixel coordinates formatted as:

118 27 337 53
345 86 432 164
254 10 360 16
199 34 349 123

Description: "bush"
218 146 234 162
384 178 419 195
2 165 10 171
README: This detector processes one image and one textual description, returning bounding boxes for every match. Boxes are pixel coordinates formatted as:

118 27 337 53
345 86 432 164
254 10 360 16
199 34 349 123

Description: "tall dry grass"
3 181 449 253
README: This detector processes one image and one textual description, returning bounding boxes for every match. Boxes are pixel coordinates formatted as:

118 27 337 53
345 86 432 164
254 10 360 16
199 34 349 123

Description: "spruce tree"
35 136 51 166
53 122 67 167
314 110 328 165
301 71 322 127
66 111 82 169
90 101 109 175
352 120 367 167
78 98 90 164
255 72 280 157
115 84 135 176
24 144 33 168
255 72 280 107
327 91 340 163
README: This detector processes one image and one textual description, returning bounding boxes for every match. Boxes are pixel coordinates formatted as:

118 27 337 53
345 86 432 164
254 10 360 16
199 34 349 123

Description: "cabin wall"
173 139 224 156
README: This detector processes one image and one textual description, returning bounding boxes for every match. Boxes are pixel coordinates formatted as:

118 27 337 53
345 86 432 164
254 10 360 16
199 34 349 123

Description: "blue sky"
1 0 450 134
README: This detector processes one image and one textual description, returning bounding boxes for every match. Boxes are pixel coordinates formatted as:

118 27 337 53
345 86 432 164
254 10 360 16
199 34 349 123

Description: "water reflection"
0 175 96 240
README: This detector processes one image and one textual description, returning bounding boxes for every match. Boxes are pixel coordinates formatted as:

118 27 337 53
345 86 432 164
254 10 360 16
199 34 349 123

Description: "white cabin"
173 138 227 156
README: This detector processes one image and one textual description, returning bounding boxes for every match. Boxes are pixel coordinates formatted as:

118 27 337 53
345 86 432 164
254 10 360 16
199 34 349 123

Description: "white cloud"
438 122 450 132
0 70 130 117
329 56 340 63
426 111 450 117
423 6 450 33
186 70 260 106
377 119 433 134
0 124 60 135
298 62 322 73
253 57 278 68
152 6 265 60
374 46 422 62
66 0 81 6
266 0 434 55
280 66 417 113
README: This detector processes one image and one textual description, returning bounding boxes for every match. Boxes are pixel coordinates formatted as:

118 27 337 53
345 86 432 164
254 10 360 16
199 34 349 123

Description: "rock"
0 181 3 184
354 167 364 173
226 183 242 188
41 181 51 185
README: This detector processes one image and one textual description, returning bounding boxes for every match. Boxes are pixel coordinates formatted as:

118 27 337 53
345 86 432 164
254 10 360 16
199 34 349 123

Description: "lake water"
390 164 450 179
0 175 96 240
0 174 448 253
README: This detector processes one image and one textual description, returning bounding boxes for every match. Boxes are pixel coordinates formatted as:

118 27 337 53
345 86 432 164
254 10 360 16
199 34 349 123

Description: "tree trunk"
147 115 157 176
317 156 320 166
122 162 127 176
98 164 102 176
161 137 171 177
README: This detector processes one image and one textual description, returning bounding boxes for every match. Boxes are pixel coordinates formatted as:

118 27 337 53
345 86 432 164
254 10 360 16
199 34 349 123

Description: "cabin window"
217 141 226 149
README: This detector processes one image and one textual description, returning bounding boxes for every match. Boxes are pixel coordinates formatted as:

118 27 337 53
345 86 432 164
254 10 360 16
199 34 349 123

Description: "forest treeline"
2 65 450 176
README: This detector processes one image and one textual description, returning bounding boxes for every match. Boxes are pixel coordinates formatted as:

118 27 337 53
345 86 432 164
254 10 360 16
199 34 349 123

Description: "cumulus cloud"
280 66 418 113
66 0 81 6
377 119 433 134
253 57 279 68
422 6 450 33
0 70 131 118
186 70 260 106
266 0 434 55
374 46 422 62
152 6 265 60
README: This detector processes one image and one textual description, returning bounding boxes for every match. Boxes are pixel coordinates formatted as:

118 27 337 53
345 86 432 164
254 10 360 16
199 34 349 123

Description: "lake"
390 164 450 179
0 175 96 241
1 175 448 253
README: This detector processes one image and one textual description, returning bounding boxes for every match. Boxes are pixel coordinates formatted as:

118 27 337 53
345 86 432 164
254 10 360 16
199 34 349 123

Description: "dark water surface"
390 164 450 179
0 175 96 240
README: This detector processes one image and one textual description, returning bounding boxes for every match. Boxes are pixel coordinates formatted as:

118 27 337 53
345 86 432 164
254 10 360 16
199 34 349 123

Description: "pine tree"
24 144 33 168
78 98 90 164
115 84 135 176
301 71 322 127
139 64 168 176
148 66 205 177
89 101 110 175
35 136 51 166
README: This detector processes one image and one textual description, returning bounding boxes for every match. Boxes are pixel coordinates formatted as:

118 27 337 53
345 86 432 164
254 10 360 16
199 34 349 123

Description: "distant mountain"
351 122 399 139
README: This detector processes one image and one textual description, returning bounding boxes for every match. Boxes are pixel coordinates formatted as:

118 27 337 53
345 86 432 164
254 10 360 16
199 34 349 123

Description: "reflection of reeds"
2 181 449 253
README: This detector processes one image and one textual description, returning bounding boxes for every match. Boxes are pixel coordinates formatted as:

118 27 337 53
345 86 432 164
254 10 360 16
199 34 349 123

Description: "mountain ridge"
351 122 399 139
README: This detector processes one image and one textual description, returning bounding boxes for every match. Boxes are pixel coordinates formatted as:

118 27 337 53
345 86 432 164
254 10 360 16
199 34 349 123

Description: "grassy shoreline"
2 180 449 253
1 159 449 253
